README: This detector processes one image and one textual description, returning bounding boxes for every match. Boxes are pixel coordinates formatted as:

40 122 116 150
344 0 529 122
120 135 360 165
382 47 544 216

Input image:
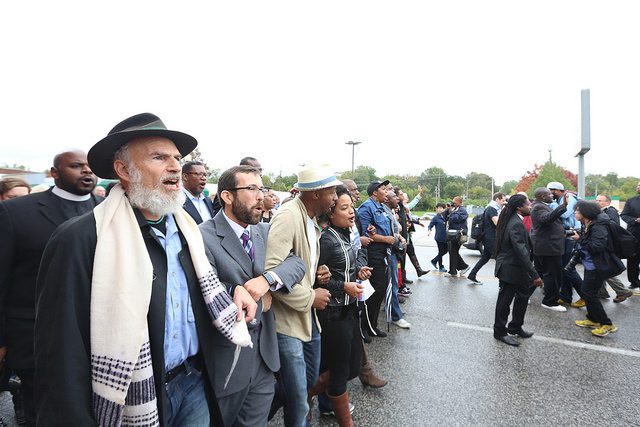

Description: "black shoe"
416 268 429 277
494 335 520 346
508 328 534 338
629 282 640 289
373 328 387 338
362 332 372 344
404 278 413 284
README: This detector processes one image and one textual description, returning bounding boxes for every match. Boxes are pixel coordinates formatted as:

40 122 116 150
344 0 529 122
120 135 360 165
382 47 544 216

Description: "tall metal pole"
345 141 362 180
576 89 591 198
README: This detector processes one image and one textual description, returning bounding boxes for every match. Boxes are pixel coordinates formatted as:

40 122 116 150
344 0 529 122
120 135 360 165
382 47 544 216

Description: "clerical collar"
52 186 92 201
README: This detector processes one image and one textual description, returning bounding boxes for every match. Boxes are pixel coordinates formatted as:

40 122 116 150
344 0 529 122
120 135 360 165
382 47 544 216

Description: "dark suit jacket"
0 188 101 368
620 195 640 239
199 212 305 398
495 215 540 285
530 201 567 256
183 194 215 224
34 209 226 426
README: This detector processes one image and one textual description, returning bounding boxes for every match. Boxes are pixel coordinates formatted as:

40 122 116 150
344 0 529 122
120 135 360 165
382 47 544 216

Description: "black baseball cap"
366 180 390 196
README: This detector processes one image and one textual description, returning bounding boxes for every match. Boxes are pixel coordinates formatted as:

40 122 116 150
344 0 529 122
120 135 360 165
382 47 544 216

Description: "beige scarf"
90 184 251 426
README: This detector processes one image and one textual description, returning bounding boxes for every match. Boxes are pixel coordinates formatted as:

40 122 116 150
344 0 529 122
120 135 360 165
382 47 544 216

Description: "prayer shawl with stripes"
90 184 252 426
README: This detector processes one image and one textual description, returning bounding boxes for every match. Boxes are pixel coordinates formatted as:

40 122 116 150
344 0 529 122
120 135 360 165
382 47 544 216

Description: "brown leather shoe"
613 290 633 303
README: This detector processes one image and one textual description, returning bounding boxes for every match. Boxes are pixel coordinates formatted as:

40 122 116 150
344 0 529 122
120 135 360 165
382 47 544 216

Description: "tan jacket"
266 197 320 342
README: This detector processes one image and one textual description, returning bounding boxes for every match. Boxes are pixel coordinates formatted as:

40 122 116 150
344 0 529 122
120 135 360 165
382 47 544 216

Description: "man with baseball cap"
265 164 338 425
358 180 412 339
34 113 256 426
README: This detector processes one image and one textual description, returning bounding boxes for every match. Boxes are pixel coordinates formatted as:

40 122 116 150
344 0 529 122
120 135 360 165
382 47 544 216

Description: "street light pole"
345 141 362 180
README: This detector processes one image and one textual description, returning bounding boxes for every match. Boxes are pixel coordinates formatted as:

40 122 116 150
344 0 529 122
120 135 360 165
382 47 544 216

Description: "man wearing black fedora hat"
34 113 257 426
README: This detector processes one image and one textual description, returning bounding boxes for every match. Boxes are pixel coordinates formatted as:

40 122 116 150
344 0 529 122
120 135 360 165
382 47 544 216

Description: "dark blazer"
34 209 228 426
495 215 540 285
621 195 640 239
0 188 101 368
183 194 215 224
530 201 567 256
198 212 305 398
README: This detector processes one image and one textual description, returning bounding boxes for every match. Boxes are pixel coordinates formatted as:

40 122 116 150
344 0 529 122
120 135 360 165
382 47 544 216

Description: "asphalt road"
269 227 640 426
3 228 639 426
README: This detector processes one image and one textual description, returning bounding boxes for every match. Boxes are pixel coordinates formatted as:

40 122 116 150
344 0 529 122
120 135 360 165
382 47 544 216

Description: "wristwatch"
262 271 276 287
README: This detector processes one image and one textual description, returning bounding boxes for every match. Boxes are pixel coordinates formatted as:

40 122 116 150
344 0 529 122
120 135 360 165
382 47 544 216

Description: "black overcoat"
34 209 225 426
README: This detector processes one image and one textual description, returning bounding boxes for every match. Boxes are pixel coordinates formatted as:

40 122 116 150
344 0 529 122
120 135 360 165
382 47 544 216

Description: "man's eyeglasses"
184 172 208 178
229 186 271 195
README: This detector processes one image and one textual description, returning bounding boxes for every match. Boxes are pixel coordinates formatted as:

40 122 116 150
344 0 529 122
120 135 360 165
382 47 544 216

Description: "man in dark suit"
620 181 640 289
530 187 569 312
0 150 100 426
199 165 305 426
493 194 543 346
182 160 215 224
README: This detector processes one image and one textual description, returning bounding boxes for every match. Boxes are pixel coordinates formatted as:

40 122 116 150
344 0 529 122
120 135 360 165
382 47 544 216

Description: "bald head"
51 150 97 195
534 187 553 203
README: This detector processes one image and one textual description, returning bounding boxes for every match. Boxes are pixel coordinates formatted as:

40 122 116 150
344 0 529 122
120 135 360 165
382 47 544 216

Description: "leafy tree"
338 166 379 188
0 163 27 170
531 162 575 192
271 174 298 191
500 180 518 195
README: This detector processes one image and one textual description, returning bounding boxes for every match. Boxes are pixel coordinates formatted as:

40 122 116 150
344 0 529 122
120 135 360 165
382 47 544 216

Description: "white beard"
126 166 185 217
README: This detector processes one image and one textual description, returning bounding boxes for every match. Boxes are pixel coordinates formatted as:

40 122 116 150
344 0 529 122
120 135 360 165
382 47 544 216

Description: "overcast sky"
1 1 638 185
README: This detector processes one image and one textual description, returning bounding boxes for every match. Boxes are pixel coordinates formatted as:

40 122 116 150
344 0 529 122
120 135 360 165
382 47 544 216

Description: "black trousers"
627 250 640 287
13 369 35 427
559 238 584 301
469 238 495 278
582 270 612 325
318 305 363 396
534 255 562 306
448 239 468 274
431 242 448 268
361 248 388 334
494 279 535 337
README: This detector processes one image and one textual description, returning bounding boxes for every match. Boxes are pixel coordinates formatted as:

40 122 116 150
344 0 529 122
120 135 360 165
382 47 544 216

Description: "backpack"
470 210 485 241
606 221 638 259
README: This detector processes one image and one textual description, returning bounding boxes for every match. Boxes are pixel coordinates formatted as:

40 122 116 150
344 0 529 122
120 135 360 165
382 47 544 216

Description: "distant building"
0 168 47 187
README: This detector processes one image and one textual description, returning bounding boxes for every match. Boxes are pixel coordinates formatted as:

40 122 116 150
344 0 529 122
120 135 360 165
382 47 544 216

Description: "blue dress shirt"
149 214 200 370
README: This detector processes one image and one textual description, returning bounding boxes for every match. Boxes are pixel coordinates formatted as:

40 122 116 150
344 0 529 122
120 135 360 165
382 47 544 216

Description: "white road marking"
447 321 640 358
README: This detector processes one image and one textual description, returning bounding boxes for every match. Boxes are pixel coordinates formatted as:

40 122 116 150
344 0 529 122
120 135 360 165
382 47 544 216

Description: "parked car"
464 235 483 253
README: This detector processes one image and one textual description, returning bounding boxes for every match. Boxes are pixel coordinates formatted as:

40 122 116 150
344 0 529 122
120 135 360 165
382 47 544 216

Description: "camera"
564 251 582 271
564 228 579 237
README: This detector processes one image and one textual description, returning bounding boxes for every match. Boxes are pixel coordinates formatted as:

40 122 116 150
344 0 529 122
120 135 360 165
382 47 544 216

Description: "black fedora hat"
88 113 198 179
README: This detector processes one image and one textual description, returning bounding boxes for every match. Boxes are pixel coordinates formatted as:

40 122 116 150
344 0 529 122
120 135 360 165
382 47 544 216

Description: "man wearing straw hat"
265 164 339 426
34 113 256 426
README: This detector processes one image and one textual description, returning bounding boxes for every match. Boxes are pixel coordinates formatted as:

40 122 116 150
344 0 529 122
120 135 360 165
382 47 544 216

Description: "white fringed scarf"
90 184 252 426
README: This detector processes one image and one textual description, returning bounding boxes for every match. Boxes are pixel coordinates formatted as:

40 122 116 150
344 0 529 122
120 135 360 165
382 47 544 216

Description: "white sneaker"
541 303 567 312
459 266 471 276
393 319 411 329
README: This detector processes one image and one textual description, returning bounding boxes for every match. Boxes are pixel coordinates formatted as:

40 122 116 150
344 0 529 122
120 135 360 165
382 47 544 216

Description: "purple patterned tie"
241 229 255 262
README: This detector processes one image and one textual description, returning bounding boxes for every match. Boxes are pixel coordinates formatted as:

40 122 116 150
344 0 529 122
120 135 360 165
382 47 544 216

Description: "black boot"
409 255 429 277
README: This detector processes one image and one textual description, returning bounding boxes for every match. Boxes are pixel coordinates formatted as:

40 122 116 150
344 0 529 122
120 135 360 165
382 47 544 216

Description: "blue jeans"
165 362 210 426
389 253 404 321
277 320 321 427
